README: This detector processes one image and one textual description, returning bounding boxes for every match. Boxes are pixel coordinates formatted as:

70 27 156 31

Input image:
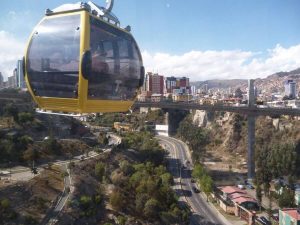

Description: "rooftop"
282 208 300 221
219 186 247 195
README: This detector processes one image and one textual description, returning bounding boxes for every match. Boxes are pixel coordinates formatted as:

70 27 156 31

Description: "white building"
284 80 297 99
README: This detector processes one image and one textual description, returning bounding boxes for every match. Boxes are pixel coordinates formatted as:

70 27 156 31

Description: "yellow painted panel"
85 100 134 113
36 97 80 113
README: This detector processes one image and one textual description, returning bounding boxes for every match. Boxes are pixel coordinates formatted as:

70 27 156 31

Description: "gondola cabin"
24 1 144 113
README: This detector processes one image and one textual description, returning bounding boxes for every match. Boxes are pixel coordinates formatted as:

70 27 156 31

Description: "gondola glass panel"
88 16 142 100
26 15 81 98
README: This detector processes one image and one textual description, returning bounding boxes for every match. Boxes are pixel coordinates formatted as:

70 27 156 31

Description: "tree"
144 198 160 219
3 103 19 122
160 173 174 186
43 136 61 155
79 195 92 210
117 216 127 225
192 164 206 179
23 144 39 163
135 193 148 214
256 184 262 211
1 198 10 209
18 112 34 124
109 191 125 211
120 160 134 176
278 188 295 208
95 162 105 182
200 174 213 202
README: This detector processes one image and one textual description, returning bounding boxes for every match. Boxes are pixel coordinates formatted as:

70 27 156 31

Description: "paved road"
157 136 230 225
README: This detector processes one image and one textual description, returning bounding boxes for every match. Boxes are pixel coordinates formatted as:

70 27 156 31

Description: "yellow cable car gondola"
24 0 144 113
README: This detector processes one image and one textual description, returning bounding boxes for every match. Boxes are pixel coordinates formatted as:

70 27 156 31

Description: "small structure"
217 186 258 225
151 94 163 102
155 124 169 137
113 122 133 132
279 208 300 225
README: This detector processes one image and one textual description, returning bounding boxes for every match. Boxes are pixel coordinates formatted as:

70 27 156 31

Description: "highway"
157 136 230 225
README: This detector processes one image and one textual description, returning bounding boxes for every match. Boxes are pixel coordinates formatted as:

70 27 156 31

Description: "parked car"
271 213 279 221
237 184 246 190
258 216 271 225
192 186 200 193
247 184 255 189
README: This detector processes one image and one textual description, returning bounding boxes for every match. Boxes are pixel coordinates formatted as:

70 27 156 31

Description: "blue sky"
1 0 300 80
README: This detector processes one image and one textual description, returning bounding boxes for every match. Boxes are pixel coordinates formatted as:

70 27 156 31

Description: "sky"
0 0 300 81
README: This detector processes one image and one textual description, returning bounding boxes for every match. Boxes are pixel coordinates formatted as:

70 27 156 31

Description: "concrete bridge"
134 101 300 117
133 80 300 181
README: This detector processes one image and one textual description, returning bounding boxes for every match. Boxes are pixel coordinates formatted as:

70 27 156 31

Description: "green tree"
95 162 105 182
135 193 149 214
79 195 92 210
43 136 61 155
192 164 206 179
160 173 173 186
4 103 19 122
18 112 34 124
109 191 125 211
144 198 160 219
120 160 134 176
117 216 127 225
1 198 10 209
256 184 262 211
278 188 295 208
200 174 213 202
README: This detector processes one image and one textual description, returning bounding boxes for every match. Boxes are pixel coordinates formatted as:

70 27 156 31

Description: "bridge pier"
247 115 255 180
247 79 256 180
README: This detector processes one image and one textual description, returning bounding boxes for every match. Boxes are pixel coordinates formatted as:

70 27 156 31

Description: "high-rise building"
0 72 3 88
146 72 164 94
16 60 26 88
165 76 190 94
284 80 297 99
204 84 208 93
7 69 17 88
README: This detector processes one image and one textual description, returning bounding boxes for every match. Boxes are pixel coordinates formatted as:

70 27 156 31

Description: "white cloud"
0 31 26 80
142 44 300 81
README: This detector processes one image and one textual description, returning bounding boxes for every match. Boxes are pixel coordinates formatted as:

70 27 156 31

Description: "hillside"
191 67 300 93
191 79 247 90
189 110 300 184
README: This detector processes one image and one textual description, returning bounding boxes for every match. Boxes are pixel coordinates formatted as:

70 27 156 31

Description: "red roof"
282 209 300 221
231 196 257 204
229 193 249 200
219 186 246 194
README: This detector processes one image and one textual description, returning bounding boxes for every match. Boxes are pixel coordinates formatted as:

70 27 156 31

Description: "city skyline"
0 0 300 81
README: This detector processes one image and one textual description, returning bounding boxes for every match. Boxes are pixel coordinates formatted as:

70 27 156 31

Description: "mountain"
191 68 300 93
191 79 247 90
255 68 300 94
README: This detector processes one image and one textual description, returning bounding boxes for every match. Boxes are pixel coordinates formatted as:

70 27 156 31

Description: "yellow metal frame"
25 10 135 113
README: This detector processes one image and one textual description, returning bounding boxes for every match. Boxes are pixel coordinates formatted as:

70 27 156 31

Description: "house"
219 186 258 211
279 208 300 225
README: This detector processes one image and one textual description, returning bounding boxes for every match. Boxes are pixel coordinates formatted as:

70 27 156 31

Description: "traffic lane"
176 150 222 224
159 136 224 225
181 168 222 225
176 140 224 225
161 139 204 225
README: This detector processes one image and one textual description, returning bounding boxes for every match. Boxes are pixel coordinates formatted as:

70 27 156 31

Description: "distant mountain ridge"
191 68 300 93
